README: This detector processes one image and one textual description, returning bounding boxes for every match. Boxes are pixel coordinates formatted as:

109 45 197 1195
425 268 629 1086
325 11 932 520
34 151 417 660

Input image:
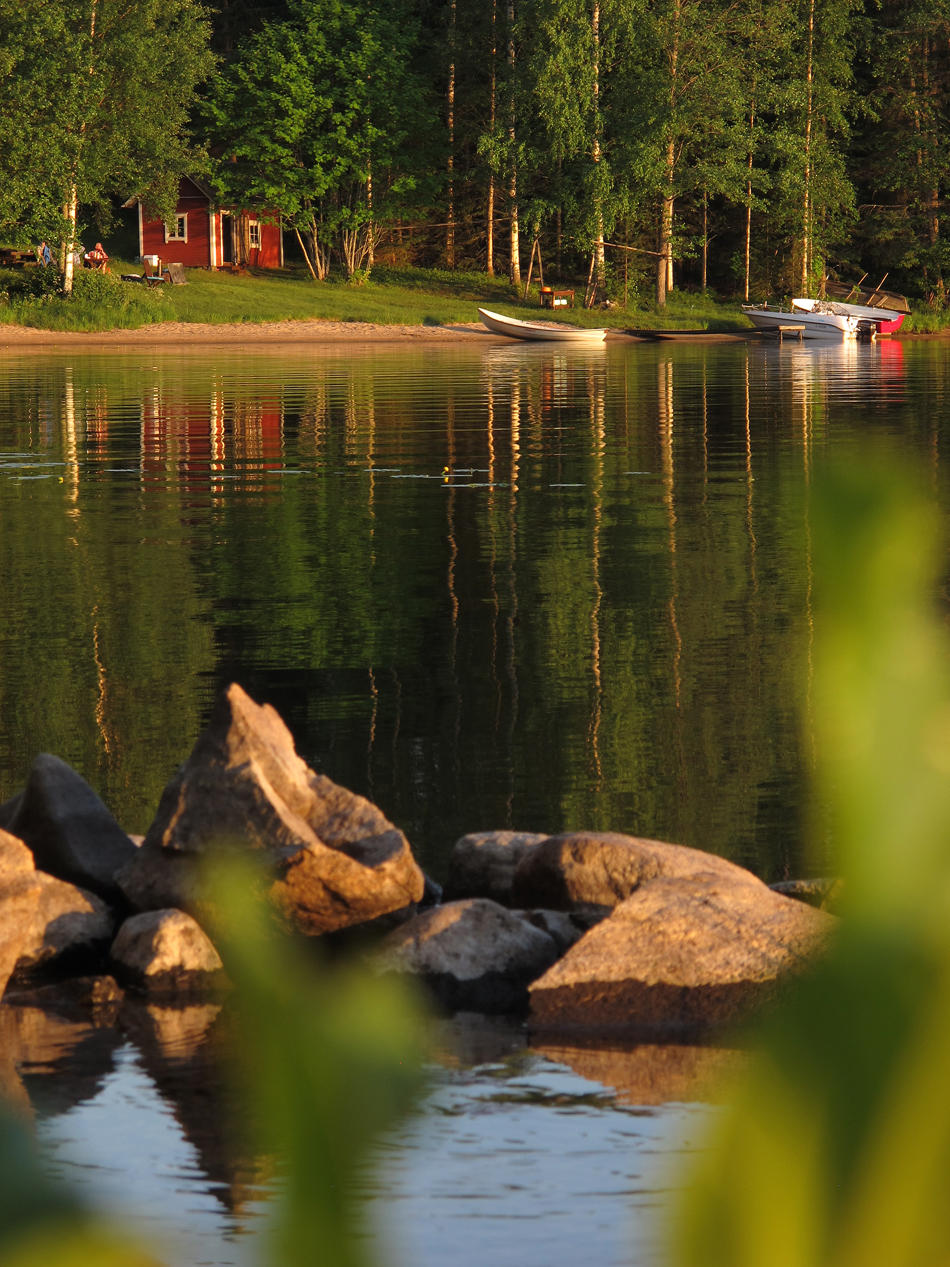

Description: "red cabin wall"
140 179 282 270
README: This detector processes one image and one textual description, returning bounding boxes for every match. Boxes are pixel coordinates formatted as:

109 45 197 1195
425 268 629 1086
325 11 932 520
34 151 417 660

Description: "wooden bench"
539 287 575 309
0 248 38 268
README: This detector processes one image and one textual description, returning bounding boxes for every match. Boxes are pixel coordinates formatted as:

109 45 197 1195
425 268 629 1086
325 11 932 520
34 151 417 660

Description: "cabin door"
221 213 234 264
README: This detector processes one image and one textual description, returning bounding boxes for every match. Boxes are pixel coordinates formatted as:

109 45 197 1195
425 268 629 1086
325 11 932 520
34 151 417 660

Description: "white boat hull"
792 297 905 334
742 304 859 340
479 307 607 343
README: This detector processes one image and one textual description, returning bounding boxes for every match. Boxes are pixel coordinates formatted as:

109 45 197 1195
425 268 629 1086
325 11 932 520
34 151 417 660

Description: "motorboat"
792 296 906 335
741 302 861 340
478 307 607 343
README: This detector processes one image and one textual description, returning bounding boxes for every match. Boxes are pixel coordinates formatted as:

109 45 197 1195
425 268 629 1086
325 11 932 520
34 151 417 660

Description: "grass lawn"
0 258 757 334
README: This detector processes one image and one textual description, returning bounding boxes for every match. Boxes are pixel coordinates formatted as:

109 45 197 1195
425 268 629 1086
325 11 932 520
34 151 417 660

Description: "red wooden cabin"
136 177 283 270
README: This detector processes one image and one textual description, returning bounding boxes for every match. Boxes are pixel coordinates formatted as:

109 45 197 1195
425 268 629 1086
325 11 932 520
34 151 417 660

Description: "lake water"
0 332 945 1263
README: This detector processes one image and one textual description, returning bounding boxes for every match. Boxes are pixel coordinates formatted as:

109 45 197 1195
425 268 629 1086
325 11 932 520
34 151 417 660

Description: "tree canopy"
0 0 213 289
3 0 950 305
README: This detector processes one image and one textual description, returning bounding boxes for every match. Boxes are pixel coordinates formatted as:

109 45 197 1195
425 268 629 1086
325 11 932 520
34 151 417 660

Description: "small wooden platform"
767 324 805 343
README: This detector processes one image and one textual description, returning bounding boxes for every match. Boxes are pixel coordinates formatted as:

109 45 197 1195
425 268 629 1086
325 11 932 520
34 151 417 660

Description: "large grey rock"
111 910 227 996
117 683 425 936
529 871 834 1038
445 830 548 903
375 898 560 1013
512 830 754 911
0 829 115 996
4 754 138 901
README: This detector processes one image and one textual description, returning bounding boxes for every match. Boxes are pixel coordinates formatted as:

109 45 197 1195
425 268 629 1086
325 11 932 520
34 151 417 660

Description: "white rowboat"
479 307 607 343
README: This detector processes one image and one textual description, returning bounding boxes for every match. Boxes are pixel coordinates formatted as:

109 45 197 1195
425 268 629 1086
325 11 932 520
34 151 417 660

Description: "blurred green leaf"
673 453 950 1267
207 857 427 1267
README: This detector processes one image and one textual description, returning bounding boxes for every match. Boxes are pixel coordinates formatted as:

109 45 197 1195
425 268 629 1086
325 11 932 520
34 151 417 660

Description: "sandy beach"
0 318 763 349
0 318 505 348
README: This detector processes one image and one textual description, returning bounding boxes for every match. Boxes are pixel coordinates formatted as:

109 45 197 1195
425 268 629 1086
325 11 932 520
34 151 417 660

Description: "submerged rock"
3 753 138 902
117 683 425 936
529 871 835 1038
375 897 560 1013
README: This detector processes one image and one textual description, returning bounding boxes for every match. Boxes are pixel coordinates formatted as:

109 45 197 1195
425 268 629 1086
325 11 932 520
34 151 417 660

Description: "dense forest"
1 0 949 305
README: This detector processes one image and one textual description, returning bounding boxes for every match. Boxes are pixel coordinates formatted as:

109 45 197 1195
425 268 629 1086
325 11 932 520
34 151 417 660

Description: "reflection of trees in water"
2 343 919 885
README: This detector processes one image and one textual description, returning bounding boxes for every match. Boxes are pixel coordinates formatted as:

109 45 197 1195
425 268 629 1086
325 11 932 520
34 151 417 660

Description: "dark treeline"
198 0 950 305
2 0 949 305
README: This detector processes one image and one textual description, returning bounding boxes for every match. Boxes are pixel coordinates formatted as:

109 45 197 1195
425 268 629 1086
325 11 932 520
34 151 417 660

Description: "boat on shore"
742 302 862 340
792 296 906 335
478 307 607 343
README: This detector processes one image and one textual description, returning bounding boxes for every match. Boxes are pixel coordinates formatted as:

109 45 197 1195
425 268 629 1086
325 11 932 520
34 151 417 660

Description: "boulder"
519 908 589 955
512 830 755 912
117 683 425 936
0 830 115 996
529 871 835 1038
111 909 227 996
445 830 548 903
4 753 138 901
375 898 561 1013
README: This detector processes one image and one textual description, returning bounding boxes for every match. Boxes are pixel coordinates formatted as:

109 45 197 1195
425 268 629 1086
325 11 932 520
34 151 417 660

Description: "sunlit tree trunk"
744 98 755 301
592 0 605 290
508 0 520 284
487 0 497 275
801 0 815 293
656 0 680 307
446 0 456 268
63 184 78 294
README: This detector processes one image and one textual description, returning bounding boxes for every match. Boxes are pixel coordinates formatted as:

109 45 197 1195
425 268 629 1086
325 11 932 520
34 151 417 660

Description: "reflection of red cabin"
136 177 283 269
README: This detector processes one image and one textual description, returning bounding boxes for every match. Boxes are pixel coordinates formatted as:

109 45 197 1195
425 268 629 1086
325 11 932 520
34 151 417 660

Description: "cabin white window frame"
248 218 261 249
164 213 188 243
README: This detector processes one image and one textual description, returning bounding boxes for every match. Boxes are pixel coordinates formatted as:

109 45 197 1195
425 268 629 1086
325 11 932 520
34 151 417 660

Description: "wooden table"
539 287 575 309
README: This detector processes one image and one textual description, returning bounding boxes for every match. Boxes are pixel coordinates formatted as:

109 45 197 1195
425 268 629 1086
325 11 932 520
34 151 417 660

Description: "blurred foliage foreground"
0 863 426 1267
674 456 950 1267
3 450 950 1266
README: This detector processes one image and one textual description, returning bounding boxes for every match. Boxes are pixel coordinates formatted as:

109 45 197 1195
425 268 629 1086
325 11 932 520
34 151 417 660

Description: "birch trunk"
63 185 79 294
592 0 605 290
801 0 815 294
744 98 755 301
656 0 680 307
487 0 497 275
508 0 520 285
63 0 100 296
656 140 675 307
446 0 457 268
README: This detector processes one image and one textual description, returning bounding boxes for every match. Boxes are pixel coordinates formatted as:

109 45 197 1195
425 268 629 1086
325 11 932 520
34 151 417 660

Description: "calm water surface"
2 334 947 1263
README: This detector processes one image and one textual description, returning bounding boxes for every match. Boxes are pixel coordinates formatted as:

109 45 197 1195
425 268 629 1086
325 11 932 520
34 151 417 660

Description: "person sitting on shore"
37 241 52 267
84 242 109 272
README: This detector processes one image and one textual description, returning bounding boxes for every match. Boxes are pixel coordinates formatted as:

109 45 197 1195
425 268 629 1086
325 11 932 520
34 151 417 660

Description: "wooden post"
522 237 537 301
584 252 596 308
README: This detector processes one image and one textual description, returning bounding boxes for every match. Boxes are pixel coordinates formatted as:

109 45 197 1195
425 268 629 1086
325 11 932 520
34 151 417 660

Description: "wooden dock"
767 324 805 343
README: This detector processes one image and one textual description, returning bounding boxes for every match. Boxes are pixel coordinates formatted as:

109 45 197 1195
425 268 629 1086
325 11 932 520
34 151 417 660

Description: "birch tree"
204 0 429 281
0 0 212 292
770 0 856 293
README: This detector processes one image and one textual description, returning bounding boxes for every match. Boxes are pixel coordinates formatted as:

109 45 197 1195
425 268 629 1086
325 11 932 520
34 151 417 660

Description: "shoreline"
0 316 940 349
0 316 750 348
